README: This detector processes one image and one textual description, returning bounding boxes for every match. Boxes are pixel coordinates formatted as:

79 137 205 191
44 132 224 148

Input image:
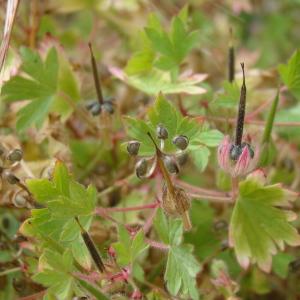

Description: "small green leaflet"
214 81 240 108
33 249 75 300
278 50 300 98
154 209 201 300
229 175 300 272
112 225 149 267
1 46 80 132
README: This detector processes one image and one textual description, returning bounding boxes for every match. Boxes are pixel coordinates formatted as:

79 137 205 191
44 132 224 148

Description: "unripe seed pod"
7 149 23 162
173 135 189 150
135 159 148 178
156 124 168 139
102 101 114 114
289 259 300 273
3 171 20 184
89 102 102 116
163 155 179 174
127 141 140 156
12 194 27 208
177 152 188 166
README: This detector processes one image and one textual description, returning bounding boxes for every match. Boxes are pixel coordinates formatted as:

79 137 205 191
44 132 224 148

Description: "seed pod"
75 216 105 273
81 230 105 272
289 259 300 273
102 100 114 114
156 124 168 139
7 149 23 162
162 185 192 231
173 135 189 150
3 171 20 184
234 63 246 146
135 159 148 178
12 194 27 208
176 152 188 166
163 155 179 174
127 141 140 156
88 102 102 116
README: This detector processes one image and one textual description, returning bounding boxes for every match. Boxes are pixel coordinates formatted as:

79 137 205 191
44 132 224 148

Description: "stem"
145 239 170 251
97 202 159 213
88 43 104 105
262 90 280 144
0 267 20 276
231 177 239 201
234 63 246 146
146 132 175 196
189 193 233 203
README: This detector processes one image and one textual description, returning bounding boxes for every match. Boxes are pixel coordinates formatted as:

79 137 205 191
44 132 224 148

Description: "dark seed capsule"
173 135 189 150
163 155 179 174
102 100 114 114
7 149 23 162
89 102 102 116
135 159 148 178
127 141 140 156
230 143 254 161
156 124 168 139
81 231 105 272
289 259 300 273
3 171 20 184
176 152 188 166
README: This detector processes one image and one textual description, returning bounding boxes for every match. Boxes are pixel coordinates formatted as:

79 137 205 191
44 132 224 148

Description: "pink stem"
189 193 233 203
96 202 159 213
143 205 159 234
176 179 230 197
146 238 169 251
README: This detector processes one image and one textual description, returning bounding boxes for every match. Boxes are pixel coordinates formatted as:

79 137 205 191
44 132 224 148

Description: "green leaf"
272 252 294 279
278 50 300 98
165 245 201 300
230 176 300 272
190 145 210 171
33 249 75 300
111 67 206 95
2 47 58 132
215 81 240 108
112 225 149 267
196 129 224 147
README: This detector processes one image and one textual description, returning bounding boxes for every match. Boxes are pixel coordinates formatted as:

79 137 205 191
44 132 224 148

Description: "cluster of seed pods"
127 124 189 179
127 125 192 231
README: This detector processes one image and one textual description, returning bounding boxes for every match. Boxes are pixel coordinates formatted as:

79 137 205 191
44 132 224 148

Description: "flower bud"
173 135 189 150
156 124 168 139
218 136 258 178
163 155 179 174
135 159 148 178
3 171 20 184
127 141 140 156
7 149 23 162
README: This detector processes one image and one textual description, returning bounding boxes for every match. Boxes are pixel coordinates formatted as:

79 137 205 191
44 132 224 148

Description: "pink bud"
217 136 258 178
